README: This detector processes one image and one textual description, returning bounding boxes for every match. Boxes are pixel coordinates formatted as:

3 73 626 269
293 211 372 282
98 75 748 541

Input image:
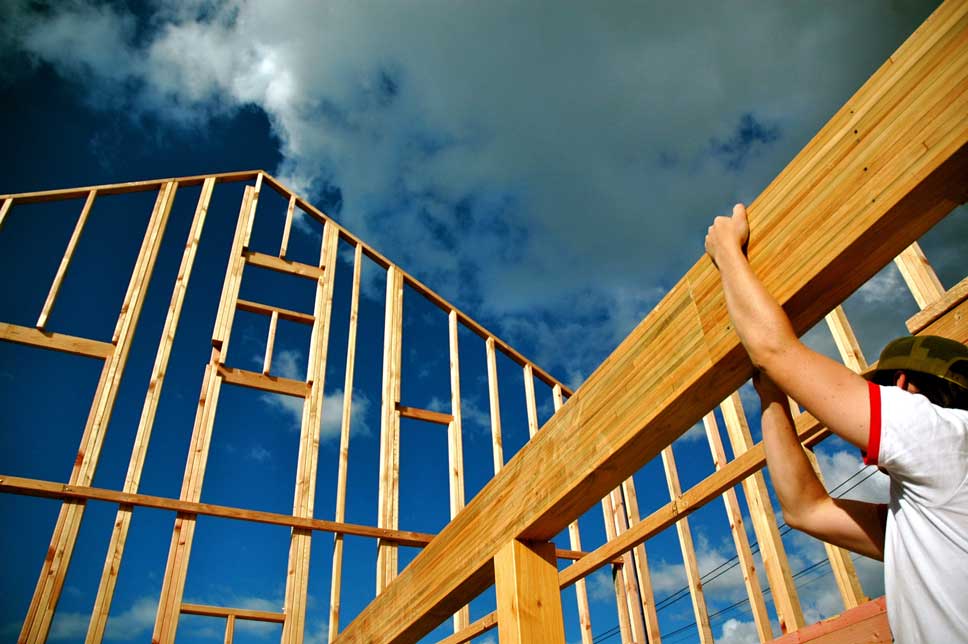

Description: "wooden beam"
894 241 945 309
907 274 968 334
0 473 437 546
36 189 97 329
555 387 594 644
154 182 255 643
435 612 497 644
523 363 539 438
181 603 286 623
225 614 235 644
280 194 296 258
619 478 662 643
609 487 648 643
217 365 309 398
0 322 113 359
263 310 278 375
237 299 315 325
242 172 263 248
21 181 177 643
495 539 565 644
397 405 453 425
486 337 505 474
447 310 470 632
87 176 214 643
0 170 261 203
243 248 326 281
661 446 713 644
329 243 362 643
600 491 632 642
721 392 805 634
282 220 339 643
212 186 255 352
825 306 868 372
335 2 968 636
768 596 890 644
0 197 11 230
377 266 404 593
702 412 772 642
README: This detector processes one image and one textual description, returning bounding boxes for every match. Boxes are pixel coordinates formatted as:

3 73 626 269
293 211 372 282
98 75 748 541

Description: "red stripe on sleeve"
864 381 881 466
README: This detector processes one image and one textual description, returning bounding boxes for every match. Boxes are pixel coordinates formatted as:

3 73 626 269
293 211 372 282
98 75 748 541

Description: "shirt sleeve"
869 383 968 505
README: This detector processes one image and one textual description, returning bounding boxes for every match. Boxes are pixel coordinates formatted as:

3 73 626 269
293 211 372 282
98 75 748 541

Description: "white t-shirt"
865 382 968 643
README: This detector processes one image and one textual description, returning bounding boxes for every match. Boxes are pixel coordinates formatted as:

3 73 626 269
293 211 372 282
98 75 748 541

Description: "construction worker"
704 203 968 642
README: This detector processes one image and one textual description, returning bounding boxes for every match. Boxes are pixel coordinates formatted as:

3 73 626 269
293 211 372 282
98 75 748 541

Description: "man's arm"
756 373 886 560
705 204 871 450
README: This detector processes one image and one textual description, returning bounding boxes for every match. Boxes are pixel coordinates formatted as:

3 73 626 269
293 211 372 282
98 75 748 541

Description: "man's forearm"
760 393 829 528
713 245 798 372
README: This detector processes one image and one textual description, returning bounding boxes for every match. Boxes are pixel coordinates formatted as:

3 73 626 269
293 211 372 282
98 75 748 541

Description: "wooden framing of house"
0 0 965 642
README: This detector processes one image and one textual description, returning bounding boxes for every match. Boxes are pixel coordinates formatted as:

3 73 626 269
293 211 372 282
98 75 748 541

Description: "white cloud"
677 421 707 443
247 445 272 463
717 618 759 644
48 595 158 641
261 386 371 441
587 568 616 603
4 0 940 382
257 350 372 439
815 447 889 504
856 264 907 307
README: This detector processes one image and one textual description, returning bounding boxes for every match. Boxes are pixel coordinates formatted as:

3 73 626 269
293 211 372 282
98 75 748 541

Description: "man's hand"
705 203 750 266
753 370 786 406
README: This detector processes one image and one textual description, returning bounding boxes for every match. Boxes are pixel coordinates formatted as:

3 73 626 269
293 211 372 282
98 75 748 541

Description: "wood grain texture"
494 540 565 644
335 3 968 637
0 322 113 359
397 405 453 425
243 248 325 281
661 447 713 644
282 221 339 643
721 393 804 633
329 243 362 643
377 267 404 593
486 337 505 474
894 241 945 309
702 412 772 642
907 274 968 334
36 189 97 329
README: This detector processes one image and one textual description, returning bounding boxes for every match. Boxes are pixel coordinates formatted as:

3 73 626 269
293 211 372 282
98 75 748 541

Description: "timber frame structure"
1 1 966 642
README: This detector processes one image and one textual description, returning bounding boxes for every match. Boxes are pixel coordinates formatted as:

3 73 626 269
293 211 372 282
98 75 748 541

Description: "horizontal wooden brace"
0 170 263 203
181 603 285 623
0 473 435 546
907 274 968 334
0 322 113 359
768 596 889 643
237 299 315 325
398 404 454 425
242 249 325 281
0 474 611 565
217 365 309 398
436 612 498 644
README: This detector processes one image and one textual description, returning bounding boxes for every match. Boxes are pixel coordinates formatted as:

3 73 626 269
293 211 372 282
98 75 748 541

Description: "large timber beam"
335 2 968 642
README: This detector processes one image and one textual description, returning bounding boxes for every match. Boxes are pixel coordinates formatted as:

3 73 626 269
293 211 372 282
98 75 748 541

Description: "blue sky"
1 1 965 643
